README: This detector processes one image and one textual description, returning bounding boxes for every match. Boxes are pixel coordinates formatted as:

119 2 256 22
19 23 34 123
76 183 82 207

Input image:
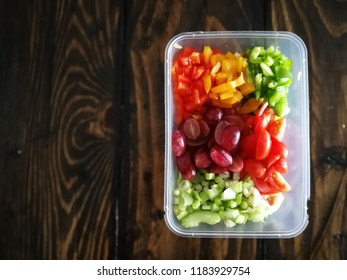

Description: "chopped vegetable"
245 46 293 117
173 170 284 228
170 45 293 228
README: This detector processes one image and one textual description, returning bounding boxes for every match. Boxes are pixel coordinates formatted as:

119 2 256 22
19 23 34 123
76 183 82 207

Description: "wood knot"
87 101 116 141
322 146 347 168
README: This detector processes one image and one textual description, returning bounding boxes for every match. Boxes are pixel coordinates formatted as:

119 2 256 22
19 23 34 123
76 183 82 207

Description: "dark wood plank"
122 0 265 259
263 0 347 259
0 0 121 259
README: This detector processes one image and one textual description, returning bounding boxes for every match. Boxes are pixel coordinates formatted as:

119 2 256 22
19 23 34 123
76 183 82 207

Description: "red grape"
194 146 212 169
183 117 200 139
210 145 233 167
172 130 186 156
214 120 230 145
203 106 223 125
186 136 208 147
198 119 210 137
221 125 240 151
228 154 244 173
176 151 195 179
222 115 244 131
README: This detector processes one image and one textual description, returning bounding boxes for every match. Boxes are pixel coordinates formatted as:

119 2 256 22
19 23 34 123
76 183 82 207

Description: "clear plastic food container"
164 31 310 238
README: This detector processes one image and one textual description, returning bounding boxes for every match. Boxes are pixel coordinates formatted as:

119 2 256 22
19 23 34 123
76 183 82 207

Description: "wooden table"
0 0 346 260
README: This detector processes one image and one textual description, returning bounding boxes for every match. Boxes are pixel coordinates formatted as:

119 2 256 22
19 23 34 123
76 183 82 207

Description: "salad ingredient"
210 145 233 167
183 117 201 139
172 130 186 157
203 106 223 125
173 171 284 228
176 151 196 180
221 125 240 151
170 45 293 228
245 46 292 117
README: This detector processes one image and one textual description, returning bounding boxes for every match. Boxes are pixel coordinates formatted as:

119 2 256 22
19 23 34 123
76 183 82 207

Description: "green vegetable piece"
199 191 210 204
220 188 236 201
225 209 240 220
192 200 201 210
240 200 249 210
215 176 225 188
260 62 274 76
274 97 290 117
249 47 261 63
193 183 202 192
264 55 274 66
176 210 188 221
207 187 221 200
268 86 287 107
235 193 243 205
205 173 215 180
178 179 192 190
235 214 248 224
181 211 221 228
182 191 193 206
212 203 220 212
224 219 236 228
227 200 238 209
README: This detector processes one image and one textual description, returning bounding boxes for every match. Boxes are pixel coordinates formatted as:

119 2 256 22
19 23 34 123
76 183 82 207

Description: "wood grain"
123 0 265 259
0 0 121 259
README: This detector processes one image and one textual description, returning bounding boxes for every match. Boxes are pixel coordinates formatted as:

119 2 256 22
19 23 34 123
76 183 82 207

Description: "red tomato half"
240 133 258 158
267 168 291 192
255 129 272 161
267 118 286 142
269 139 288 158
251 176 277 194
243 159 266 178
254 108 275 134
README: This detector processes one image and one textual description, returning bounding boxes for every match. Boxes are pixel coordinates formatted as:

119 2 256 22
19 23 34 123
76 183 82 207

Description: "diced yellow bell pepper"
211 81 234 94
211 54 221 67
238 97 264 113
230 72 245 88
219 90 235 100
216 72 228 84
209 91 219 100
211 61 221 75
212 99 234 108
202 74 212 93
203 46 213 64
222 58 238 73
238 81 255 95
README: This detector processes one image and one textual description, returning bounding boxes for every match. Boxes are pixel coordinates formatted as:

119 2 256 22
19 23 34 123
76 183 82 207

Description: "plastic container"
164 31 310 238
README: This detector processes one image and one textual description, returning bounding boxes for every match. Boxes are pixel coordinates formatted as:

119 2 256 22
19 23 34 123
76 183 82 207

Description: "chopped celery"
173 171 284 228
181 211 221 228
220 188 236 201
205 173 215 180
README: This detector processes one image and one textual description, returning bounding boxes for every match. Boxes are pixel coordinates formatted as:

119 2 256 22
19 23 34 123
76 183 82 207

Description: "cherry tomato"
255 129 272 161
240 133 258 158
243 159 266 178
273 157 288 174
251 176 277 194
241 114 254 136
254 108 275 134
267 118 286 142
269 139 288 158
267 168 291 192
